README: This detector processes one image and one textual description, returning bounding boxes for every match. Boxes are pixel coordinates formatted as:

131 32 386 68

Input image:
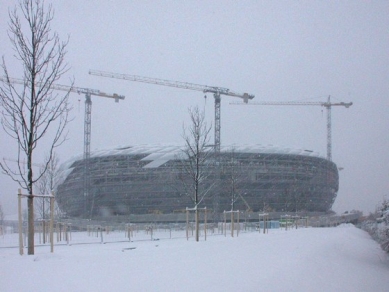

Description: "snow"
1 224 388 292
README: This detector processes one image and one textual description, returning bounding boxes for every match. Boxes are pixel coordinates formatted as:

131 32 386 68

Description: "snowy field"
1 224 388 292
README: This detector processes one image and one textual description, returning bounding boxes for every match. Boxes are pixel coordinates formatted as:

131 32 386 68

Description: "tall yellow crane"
0 77 125 214
230 96 352 161
89 70 254 153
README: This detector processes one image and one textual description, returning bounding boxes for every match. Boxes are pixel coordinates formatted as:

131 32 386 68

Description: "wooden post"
237 211 240 237
126 224 132 241
204 208 207 241
65 224 70 245
42 219 46 244
50 195 54 252
186 209 189 240
38 221 41 244
18 189 23 255
263 215 266 234
231 211 235 237
56 223 60 241
224 211 226 237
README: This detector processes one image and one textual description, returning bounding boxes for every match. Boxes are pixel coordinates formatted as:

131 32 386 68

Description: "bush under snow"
360 198 389 253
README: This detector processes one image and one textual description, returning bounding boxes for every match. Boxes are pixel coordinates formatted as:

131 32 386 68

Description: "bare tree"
35 152 60 243
222 149 243 211
35 152 59 218
0 0 72 255
226 149 240 222
179 106 213 242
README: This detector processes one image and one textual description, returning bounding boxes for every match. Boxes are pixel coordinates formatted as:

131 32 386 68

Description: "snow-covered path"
1 224 388 292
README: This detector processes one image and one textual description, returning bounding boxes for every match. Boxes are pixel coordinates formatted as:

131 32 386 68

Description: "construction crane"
230 96 352 161
89 70 255 153
1 77 125 160
238 193 252 213
0 77 125 214
2 157 44 168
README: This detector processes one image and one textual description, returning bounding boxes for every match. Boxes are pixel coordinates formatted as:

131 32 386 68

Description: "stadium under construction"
56 144 339 220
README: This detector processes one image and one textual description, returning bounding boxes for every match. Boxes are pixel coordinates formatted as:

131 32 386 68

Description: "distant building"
56 144 338 218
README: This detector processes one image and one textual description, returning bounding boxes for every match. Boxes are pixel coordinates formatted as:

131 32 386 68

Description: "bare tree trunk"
28 144 34 254
27 196 34 253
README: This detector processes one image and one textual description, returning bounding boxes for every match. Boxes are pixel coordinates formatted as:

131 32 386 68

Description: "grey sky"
0 0 388 215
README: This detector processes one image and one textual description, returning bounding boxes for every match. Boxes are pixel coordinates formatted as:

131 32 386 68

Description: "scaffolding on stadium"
56 144 339 220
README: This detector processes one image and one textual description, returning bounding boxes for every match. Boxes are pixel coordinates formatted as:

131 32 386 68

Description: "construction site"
2 70 352 223
44 70 350 222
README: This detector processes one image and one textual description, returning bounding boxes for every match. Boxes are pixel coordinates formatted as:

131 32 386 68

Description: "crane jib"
89 69 254 100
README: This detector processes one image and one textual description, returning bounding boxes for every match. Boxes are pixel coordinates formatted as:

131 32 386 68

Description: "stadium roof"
93 144 321 157
59 144 323 172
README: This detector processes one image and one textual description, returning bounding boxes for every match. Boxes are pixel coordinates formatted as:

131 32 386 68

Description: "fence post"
50 194 54 252
18 189 23 255
224 211 226 237
186 209 189 240
231 211 234 237
100 226 103 243
204 208 207 241
237 211 240 237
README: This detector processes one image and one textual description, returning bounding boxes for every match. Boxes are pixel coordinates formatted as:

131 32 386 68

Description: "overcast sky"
0 0 388 215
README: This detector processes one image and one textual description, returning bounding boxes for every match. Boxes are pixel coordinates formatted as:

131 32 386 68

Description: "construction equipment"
89 70 254 153
238 193 252 212
2 157 43 168
230 96 352 161
0 77 125 216
1 77 125 160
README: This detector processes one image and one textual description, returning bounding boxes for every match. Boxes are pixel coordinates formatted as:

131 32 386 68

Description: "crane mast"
1 77 125 218
231 96 352 161
89 70 254 153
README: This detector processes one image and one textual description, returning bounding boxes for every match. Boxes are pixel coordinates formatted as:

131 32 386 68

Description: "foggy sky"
0 0 388 215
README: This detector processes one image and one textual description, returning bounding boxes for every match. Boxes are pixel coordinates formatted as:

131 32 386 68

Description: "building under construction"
56 144 339 219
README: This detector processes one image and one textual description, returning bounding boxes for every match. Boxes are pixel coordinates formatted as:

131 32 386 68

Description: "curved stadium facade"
56 144 339 218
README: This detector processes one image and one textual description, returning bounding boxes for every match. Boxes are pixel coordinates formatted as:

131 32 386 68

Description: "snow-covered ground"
1 224 388 292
